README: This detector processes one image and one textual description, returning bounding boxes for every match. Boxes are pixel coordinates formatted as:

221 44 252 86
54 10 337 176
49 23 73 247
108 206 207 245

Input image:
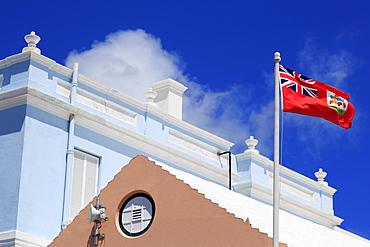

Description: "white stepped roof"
151 158 370 247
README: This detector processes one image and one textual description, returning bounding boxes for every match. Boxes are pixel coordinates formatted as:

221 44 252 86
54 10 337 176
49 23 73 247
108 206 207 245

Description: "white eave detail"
0 51 233 150
0 86 237 187
236 151 337 195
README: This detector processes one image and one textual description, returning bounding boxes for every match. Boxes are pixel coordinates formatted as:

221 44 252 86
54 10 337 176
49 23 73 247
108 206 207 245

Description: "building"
0 32 369 246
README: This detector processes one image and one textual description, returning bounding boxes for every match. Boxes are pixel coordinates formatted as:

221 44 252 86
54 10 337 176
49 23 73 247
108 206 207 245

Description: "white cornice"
148 105 234 149
234 181 343 228
85 85 233 149
150 78 188 96
78 76 233 149
236 151 337 195
0 87 28 110
0 52 59 72
75 75 233 149
0 230 51 247
56 78 138 126
2 86 237 186
0 52 233 150
72 104 240 185
168 129 229 163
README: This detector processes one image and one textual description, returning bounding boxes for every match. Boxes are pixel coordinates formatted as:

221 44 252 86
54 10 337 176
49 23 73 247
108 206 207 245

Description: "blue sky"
2 0 369 240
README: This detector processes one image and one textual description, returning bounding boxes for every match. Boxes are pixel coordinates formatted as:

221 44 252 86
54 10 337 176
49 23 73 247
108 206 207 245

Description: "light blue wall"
320 191 334 214
236 158 271 186
17 109 68 240
0 60 30 89
74 124 143 189
0 105 26 232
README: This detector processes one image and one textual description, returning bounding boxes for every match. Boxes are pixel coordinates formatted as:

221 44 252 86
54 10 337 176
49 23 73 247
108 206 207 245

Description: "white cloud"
298 38 355 88
65 29 272 155
248 100 274 156
66 29 185 100
183 81 253 152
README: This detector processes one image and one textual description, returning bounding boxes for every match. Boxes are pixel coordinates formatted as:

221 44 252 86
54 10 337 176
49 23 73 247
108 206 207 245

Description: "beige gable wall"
49 155 287 247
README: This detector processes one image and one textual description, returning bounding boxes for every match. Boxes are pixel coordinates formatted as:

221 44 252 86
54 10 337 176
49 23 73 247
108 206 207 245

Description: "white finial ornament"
314 168 328 185
22 31 41 54
244 136 259 154
144 87 157 106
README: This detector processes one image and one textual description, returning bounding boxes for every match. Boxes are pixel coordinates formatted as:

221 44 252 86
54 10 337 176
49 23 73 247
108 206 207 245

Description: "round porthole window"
119 193 155 237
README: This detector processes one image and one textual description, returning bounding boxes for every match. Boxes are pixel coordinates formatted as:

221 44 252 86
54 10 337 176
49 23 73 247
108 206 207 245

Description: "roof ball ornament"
314 168 328 185
244 136 259 154
22 31 41 54
144 87 158 107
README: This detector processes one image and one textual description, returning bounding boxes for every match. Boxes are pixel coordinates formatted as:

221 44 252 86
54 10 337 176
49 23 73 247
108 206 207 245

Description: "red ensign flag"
279 65 355 129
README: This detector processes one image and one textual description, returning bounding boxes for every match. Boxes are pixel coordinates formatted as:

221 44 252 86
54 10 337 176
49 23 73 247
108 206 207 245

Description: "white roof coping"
0 51 233 150
149 78 188 120
236 151 337 195
150 78 188 96
150 158 370 247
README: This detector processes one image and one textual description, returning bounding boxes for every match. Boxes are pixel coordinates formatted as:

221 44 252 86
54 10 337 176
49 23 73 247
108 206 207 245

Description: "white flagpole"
273 52 281 247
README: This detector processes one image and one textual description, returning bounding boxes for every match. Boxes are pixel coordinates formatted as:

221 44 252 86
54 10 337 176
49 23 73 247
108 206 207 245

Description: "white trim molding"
0 86 237 187
0 230 50 247
234 181 343 228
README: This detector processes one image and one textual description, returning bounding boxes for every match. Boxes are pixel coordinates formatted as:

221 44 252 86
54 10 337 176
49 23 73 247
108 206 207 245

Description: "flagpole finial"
274 52 281 62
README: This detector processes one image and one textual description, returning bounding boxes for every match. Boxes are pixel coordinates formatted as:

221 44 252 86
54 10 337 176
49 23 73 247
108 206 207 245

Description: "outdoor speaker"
88 205 106 223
